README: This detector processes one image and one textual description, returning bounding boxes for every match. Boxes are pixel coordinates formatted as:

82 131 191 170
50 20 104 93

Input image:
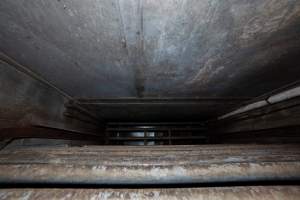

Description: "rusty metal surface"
0 186 300 200
0 145 299 184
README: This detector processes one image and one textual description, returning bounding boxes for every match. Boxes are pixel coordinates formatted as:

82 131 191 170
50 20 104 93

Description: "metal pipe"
1 186 299 200
0 145 299 185
219 86 300 120
268 86 300 104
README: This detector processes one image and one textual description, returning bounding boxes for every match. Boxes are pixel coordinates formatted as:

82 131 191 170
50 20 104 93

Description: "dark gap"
1 180 300 189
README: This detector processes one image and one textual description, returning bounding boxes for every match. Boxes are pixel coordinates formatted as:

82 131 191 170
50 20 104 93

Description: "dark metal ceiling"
1 0 300 122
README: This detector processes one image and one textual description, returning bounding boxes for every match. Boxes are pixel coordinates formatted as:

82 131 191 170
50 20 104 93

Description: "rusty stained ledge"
0 144 299 185
0 186 300 200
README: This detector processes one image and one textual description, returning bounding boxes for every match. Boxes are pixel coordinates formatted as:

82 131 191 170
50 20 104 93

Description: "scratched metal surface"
1 187 300 200
1 0 300 99
0 144 299 184
0 60 67 128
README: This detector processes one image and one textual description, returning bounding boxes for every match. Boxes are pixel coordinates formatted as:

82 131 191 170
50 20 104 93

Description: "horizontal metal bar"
0 145 299 185
75 97 253 104
0 126 105 141
108 136 207 141
107 122 205 126
1 186 299 200
106 128 206 132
